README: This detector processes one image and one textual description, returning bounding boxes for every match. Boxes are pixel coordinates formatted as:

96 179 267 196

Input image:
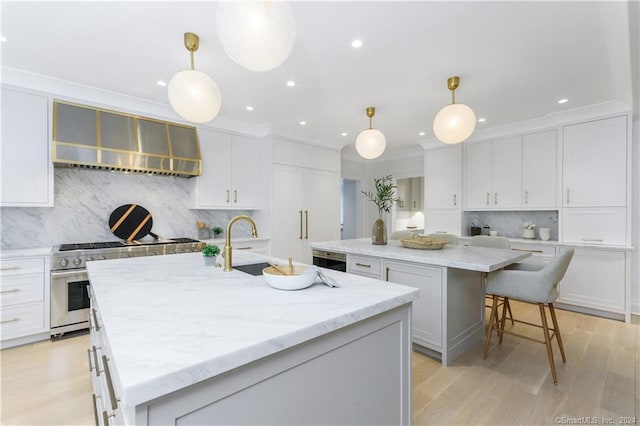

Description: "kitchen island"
86 251 418 425
311 238 531 366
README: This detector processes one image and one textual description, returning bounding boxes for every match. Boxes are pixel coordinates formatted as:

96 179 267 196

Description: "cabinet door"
562 207 626 245
424 209 460 235
1 88 53 206
426 145 461 209
522 130 557 208
558 248 625 314
464 141 492 209
271 165 302 261
231 135 260 209
385 260 442 349
562 116 627 207
190 129 232 208
301 169 340 264
491 136 522 209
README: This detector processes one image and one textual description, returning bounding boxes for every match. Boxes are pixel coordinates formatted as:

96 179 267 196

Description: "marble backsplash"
0 169 253 249
463 211 559 240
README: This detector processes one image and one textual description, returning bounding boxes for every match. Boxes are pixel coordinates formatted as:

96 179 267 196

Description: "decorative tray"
400 235 447 250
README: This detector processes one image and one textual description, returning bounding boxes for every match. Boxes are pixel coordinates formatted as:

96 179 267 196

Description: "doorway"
341 179 359 239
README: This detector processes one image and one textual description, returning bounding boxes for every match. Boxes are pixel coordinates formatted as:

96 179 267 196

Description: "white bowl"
263 265 317 290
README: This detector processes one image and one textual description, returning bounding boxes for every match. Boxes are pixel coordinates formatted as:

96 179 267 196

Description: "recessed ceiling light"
418 132 426 136
341 132 348 137
558 98 568 104
478 118 486 122
286 80 296 87
299 121 307 126
1 35 6 42
246 106 254 111
157 80 167 87
351 39 362 48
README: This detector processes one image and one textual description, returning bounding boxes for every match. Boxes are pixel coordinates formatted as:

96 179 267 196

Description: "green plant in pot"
201 244 221 266
212 226 223 239
362 175 400 245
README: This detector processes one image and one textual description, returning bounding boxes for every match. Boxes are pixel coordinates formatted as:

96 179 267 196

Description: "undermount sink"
232 262 271 276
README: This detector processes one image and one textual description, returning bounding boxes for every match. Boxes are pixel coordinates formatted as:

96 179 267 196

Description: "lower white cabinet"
562 207 627 246
0 255 50 348
384 260 442 350
558 247 626 317
346 254 382 279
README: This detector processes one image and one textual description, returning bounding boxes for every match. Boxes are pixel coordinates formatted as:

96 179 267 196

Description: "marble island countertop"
86 251 418 407
311 238 531 272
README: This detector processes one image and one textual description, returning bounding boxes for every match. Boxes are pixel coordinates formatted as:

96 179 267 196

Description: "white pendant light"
433 76 476 144
168 32 222 123
356 107 386 160
215 1 296 72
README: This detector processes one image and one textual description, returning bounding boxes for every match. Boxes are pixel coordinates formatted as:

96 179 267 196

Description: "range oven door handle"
51 269 89 279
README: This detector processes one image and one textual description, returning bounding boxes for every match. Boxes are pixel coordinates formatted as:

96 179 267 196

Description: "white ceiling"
1 1 636 159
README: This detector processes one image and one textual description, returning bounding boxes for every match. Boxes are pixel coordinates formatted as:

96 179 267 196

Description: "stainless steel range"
50 238 205 336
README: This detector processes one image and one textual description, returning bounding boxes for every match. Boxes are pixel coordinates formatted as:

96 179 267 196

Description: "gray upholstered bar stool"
468 235 514 325
425 233 458 245
389 230 415 240
483 248 574 384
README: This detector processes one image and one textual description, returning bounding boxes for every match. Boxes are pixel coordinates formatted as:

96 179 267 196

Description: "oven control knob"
97 255 106 261
72 258 82 267
59 258 69 267
86 256 94 262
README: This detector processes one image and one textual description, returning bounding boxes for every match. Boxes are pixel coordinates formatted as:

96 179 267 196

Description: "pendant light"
356 107 386 160
432 76 476 144
168 32 222 123
215 1 296 72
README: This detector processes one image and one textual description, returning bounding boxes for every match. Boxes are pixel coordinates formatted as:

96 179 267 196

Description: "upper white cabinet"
425 145 461 209
190 128 261 209
1 87 53 207
271 165 340 264
562 116 627 207
464 131 557 210
522 130 557 208
396 177 423 211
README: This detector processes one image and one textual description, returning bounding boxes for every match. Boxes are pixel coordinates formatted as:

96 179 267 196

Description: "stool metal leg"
539 303 558 384
548 303 566 363
483 295 499 359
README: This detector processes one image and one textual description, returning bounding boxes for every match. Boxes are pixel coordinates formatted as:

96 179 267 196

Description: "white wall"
632 118 639 314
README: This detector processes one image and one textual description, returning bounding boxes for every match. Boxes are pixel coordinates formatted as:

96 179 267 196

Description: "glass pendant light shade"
168 69 222 123
356 129 386 159
216 1 296 72
433 103 476 144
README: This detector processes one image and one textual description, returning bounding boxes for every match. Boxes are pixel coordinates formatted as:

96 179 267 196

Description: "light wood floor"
1 303 638 425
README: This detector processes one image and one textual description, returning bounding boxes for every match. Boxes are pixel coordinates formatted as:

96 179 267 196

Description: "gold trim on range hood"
52 100 202 177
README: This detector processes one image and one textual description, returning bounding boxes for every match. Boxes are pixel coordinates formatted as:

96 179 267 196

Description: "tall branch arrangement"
362 175 400 218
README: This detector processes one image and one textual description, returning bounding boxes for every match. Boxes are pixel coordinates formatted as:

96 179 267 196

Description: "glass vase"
372 217 387 245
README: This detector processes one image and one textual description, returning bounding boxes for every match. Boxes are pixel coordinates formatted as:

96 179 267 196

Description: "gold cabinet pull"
511 248 543 253
0 266 20 271
93 346 100 377
102 410 116 425
92 308 100 332
226 190 230 203
354 262 371 268
453 194 457 206
299 210 303 240
385 267 390 282
304 210 309 239
234 190 237 203
101 355 119 410
0 288 20 294
92 394 100 426
494 192 498 205
524 190 529 204
486 192 490 205
566 188 570 204
87 349 94 373
236 246 253 250
581 238 603 242
0 317 20 324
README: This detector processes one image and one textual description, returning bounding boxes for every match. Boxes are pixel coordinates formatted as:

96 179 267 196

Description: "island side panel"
138 305 412 426
442 268 485 366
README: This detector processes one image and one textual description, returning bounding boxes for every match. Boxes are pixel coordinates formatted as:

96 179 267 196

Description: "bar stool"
483 248 574 384
468 235 514 326
425 232 458 245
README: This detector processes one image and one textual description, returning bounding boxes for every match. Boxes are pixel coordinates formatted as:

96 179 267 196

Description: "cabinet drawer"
0 301 46 340
347 255 382 279
0 258 45 276
510 243 556 257
233 241 269 255
0 273 44 306
562 207 626 245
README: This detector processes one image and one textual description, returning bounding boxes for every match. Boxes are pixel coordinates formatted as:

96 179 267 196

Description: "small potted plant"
212 226 223 239
522 222 536 239
362 175 400 245
201 244 221 266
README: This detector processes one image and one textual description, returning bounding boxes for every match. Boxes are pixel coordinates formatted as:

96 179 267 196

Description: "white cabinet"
384 260 442 350
347 254 382 279
464 137 521 209
425 145 461 235
562 207 626 245
271 165 340 264
396 177 423 211
0 256 50 348
558 247 626 316
521 130 557 208
562 116 627 207
1 87 53 207
464 131 557 210
190 129 261 209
